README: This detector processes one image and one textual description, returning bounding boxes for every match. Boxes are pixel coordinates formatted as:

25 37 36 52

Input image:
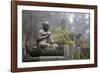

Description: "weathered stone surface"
22 48 65 62
39 56 65 61
64 45 70 60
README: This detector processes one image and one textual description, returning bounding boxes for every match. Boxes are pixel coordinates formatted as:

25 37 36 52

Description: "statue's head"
42 21 49 32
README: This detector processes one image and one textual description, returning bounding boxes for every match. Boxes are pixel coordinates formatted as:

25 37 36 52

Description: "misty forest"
22 10 90 62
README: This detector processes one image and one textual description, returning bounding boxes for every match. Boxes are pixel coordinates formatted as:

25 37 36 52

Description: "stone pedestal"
64 45 70 60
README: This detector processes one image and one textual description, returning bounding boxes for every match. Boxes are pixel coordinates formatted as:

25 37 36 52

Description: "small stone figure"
37 21 58 50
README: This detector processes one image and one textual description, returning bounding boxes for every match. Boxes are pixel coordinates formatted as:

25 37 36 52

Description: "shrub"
52 28 75 46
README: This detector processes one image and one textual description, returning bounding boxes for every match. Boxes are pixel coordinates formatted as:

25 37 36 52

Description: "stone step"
23 56 65 62
39 56 65 61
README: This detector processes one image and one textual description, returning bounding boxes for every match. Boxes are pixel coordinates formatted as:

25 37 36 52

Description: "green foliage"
52 28 90 59
52 28 75 45
71 53 81 59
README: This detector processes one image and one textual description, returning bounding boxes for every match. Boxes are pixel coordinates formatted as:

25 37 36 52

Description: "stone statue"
37 21 58 50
